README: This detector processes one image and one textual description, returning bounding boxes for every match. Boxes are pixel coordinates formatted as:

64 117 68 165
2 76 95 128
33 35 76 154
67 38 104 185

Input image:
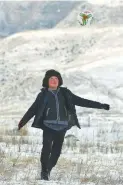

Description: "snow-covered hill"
0 1 79 36
0 26 123 115
0 1 123 184
56 0 123 28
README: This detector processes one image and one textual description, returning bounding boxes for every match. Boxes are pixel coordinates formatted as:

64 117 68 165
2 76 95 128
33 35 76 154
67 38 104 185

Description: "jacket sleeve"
71 92 104 109
19 92 41 127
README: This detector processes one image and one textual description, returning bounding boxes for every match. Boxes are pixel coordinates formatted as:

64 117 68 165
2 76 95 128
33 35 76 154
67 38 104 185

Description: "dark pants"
40 128 66 172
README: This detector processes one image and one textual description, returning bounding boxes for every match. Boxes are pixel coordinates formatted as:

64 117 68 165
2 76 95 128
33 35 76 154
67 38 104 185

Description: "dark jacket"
43 88 67 122
19 87 109 130
43 88 69 130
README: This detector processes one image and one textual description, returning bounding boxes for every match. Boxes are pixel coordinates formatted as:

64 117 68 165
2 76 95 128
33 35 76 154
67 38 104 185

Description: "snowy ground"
1 123 123 185
1 0 123 184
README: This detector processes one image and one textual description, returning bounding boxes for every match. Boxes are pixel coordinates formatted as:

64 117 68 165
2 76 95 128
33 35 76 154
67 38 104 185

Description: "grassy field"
0 114 123 185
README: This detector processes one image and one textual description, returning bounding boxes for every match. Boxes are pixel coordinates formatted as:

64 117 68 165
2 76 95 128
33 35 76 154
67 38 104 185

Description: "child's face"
48 76 59 89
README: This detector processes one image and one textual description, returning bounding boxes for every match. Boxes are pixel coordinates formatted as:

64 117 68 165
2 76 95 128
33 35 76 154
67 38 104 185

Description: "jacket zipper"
55 89 60 122
46 108 50 116
55 95 60 121
64 106 67 116
49 88 60 122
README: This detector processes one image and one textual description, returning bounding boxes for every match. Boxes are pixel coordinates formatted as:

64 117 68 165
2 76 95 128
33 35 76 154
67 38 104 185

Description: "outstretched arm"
18 92 41 130
72 92 110 110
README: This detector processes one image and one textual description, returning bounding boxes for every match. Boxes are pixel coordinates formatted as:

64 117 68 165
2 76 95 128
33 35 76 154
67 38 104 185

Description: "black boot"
48 169 51 179
47 164 52 179
41 170 49 181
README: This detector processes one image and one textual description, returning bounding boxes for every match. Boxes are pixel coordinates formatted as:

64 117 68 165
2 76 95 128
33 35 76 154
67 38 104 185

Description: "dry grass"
0 122 123 184
0 126 28 136
0 135 32 145
58 157 76 170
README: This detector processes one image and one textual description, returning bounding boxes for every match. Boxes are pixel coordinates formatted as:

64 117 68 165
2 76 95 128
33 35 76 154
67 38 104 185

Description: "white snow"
87 0 123 6
0 0 123 184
